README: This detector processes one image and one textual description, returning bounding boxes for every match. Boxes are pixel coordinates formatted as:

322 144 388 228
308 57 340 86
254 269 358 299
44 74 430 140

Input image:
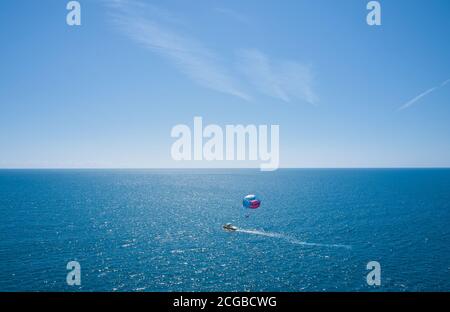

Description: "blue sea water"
0 169 449 291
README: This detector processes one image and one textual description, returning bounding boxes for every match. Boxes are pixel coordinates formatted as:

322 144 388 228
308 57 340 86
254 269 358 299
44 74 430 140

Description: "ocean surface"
0 169 449 291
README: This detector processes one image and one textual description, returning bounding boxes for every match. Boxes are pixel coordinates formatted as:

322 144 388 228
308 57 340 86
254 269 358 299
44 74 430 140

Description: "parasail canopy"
243 194 261 209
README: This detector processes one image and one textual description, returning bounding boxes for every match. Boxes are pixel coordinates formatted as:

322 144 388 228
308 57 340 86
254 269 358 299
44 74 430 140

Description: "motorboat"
223 223 238 231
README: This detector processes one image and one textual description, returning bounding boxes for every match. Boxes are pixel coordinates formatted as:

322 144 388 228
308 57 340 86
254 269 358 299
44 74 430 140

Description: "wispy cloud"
106 1 317 105
107 0 251 101
237 49 318 104
398 78 450 111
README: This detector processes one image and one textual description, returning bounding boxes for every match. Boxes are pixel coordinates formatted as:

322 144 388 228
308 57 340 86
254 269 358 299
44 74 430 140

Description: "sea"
0 169 449 291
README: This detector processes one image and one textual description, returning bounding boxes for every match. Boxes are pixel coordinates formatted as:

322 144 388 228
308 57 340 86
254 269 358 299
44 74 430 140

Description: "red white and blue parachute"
243 194 261 209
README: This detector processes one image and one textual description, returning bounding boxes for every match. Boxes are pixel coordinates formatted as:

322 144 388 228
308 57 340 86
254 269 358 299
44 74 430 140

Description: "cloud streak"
398 78 450 111
237 49 318 104
106 1 317 105
108 1 251 101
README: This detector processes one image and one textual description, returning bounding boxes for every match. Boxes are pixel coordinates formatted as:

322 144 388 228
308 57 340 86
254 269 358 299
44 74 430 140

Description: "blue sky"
1 0 449 168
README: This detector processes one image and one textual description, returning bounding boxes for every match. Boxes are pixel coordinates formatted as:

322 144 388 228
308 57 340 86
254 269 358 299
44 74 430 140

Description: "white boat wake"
236 228 351 250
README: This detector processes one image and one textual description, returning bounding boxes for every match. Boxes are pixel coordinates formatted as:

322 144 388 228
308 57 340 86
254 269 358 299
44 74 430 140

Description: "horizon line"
1 167 450 170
